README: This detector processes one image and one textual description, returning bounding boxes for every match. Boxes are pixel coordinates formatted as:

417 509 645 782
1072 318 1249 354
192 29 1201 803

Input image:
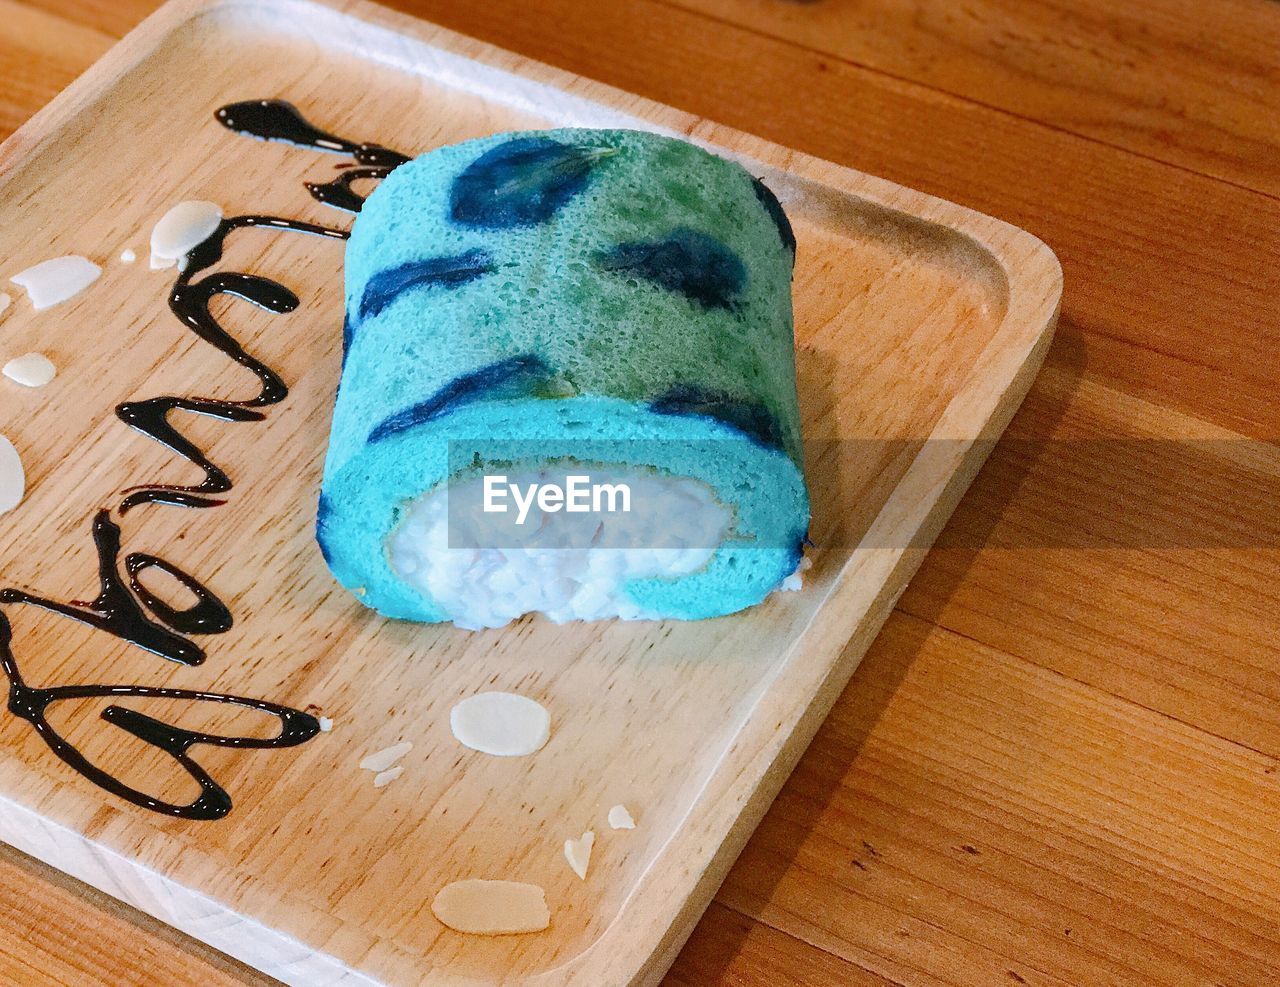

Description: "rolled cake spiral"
317 128 809 628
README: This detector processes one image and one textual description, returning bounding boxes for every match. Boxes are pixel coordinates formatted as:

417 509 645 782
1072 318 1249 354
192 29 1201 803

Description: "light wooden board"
0 0 1060 982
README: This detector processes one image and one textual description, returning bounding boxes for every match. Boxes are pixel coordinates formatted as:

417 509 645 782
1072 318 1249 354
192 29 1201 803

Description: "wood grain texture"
0 0 112 136
671 0 1280 198
16 0 158 34
0 0 1055 983
904 363 1280 756
665 903 895 987
1 0 1275 985
0 842 272 986
722 612 1280 985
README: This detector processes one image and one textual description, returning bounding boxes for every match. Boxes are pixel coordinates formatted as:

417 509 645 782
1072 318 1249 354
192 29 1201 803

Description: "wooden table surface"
4 0 1278 983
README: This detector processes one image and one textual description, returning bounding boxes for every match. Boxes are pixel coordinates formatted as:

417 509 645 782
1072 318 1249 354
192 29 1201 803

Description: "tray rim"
0 0 1063 983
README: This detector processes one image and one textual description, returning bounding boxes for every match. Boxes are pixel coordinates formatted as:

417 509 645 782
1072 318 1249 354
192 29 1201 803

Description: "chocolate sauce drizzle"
0 100 407 819
0 606 318 820
216 100 409 213
0 513 209 667
118 216 346 512
125 552 232 637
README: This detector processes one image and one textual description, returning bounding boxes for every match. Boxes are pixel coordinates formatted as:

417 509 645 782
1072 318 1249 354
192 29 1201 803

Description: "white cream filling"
388 467 732 630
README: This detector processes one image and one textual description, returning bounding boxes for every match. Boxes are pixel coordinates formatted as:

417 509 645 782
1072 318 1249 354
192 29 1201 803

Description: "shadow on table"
687 316 1086 982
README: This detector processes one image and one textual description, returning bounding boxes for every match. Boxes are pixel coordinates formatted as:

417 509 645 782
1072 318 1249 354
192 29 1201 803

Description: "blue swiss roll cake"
317 128 809 629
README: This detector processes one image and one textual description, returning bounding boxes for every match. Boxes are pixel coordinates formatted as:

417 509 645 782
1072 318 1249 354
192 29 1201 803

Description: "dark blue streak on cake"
450 136 615 228
651 384 786 452
592 228 747 311
315 491 337 566
341 312 354 367
751 177 797 261
357 249 495 321
368 354 552 444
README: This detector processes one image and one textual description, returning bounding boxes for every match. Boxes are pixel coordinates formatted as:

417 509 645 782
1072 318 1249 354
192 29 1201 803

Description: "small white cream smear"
450 692 551 757
318 716 333 733
10 256 101 310
0 435 24 514
781 554 813 593
432 880 550 935
359 741 412 772
608 804 636 830
150 200 222 270
119 248 137 264
373 765 403 788
564 830 594 881
3 353 56 388
0 292 10 317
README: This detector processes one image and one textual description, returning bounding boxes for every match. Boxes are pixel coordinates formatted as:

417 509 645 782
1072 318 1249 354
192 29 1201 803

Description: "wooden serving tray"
0 0 1060 983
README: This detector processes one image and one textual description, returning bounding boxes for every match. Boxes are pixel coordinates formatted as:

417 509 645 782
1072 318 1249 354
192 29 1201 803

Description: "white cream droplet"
564 830 594 880
373 765 403 788
10 256 101 310
150 201 222 270
432 880 550 935
119 248 137 264
3 353 56 388
781 554 812 592
607 804 636 830
317 716 333 733
359 741 411 772
0 435 24 514
450 692 551 757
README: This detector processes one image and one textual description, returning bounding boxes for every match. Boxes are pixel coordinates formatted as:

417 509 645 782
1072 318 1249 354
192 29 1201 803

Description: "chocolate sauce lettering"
0 512 207 666
0 101 406 818
0 608 317 821
125 552 232 636
118 217 345 512
217 99 409 213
